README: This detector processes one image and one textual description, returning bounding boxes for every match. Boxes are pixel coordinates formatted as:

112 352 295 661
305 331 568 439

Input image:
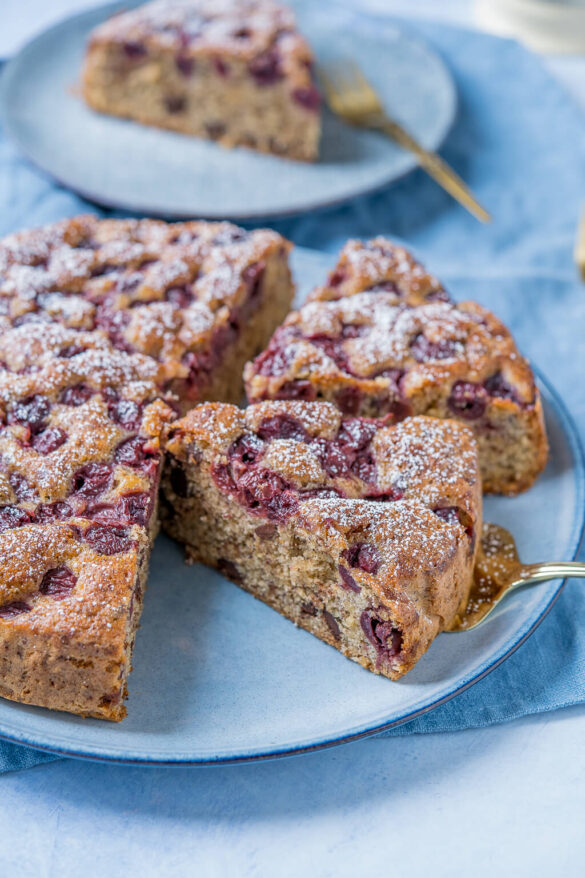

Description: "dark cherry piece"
165 95 187 114
410 333 458 362
73 463 112 499
360 610 402 663
344 542 381 574
0 601 31 619
170 465 188 498
0 505 31 533
217 558 242 583
59 384 93 406
484 372 520 403
448 381 488 421
292 86 321 112
108 399 143 431
32 427 67 455
175 54 194 77
213 57 230 77
84 524 133 555
122 41 147 60
256 414 308 442
338 566 361 593
35 501 73 523
255 523 277 540
8 396 50 433
323 609 341 640
40 567 77 599
249 48 282 85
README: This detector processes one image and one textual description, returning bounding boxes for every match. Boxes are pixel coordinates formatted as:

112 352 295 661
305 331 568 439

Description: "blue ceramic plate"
0 1 456 219
0 246 582 765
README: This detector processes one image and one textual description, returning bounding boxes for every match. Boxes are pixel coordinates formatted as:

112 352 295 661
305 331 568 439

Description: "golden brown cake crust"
82 0 321 160
162 401 482 679
0 214 293 412
245 238 548 495
308 236 450 305
0 214 293 719
0 325 172 719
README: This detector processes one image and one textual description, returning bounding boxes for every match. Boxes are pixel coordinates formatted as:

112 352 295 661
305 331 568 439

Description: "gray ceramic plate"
0 246 582 765
0 1 456 219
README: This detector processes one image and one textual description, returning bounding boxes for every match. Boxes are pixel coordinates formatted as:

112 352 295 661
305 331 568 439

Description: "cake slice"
0 323 173 719
82 0 321 161
161 401 481 680
0 215 294 413
245 238 548 495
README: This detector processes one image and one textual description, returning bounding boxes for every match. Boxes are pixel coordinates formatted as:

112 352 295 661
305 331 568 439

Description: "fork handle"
520 561 585 583
374 118 491 224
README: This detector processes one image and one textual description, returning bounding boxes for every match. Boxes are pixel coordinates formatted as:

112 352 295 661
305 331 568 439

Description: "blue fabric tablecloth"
1 16 585 772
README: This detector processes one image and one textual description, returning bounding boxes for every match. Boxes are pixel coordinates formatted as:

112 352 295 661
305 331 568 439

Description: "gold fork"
320 62 491 224
448 523 585 632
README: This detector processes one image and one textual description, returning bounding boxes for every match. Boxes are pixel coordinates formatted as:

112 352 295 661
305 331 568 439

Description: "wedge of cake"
0 322 173 719
161 401 481 680
307 236 451 305
82 0 321 161
0 215 294 413
245 239 548 495
0 214 292 719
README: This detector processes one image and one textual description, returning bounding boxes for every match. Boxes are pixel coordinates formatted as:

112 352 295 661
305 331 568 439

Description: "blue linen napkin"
1 16 585 772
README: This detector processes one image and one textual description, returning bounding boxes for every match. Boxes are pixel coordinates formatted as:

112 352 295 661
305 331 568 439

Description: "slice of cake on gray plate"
245 237 549 495
161 400 482 680
82 0 322 160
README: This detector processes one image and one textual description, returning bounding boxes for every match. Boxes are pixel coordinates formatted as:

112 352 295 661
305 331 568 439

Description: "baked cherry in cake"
161 401 482 680
0 214 293 412
0 321 173 719
82 0 321 161
245 238 548 495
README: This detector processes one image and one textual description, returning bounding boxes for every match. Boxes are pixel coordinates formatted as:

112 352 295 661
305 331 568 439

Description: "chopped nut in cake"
82 0 322 161
161 401 482 680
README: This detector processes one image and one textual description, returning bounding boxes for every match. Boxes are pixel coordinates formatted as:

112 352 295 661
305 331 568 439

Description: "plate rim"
0 2 457 220
0 366 583 766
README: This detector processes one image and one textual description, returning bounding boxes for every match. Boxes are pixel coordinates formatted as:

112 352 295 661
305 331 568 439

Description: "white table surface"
2 3 585 876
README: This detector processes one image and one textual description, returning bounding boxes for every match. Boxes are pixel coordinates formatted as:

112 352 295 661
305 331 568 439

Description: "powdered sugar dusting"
89 0 310 64
0 215 289 408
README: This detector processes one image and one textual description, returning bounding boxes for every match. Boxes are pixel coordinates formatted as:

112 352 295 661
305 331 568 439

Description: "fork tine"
319 68 346 114
325 62 352 96
329 62 367 115
350 62 381 105
320 63 357 114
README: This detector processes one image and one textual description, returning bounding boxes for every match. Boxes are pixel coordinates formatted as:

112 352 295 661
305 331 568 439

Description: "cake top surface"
89 0 314 66
307 237 450 306
0 215 290 398
165 400 481 600
0 365 169 641
0 520 145 647
247 295 535 396
0 302 174 640
246 239 538 417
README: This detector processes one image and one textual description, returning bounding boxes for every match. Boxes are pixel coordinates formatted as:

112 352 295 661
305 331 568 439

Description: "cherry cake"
245 238 548 495
0 214 292 719
0 321 173 719
82 0 322 161
161 400 482 680
0 214 293 413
